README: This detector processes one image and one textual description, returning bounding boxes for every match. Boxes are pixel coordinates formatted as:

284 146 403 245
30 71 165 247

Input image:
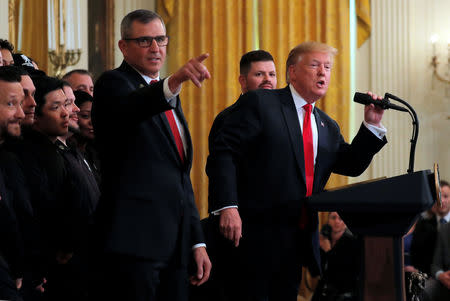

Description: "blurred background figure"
312 212 360 301
410 180 450 276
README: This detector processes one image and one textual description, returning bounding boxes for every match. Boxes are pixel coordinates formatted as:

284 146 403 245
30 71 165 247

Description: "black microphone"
353 92 408 112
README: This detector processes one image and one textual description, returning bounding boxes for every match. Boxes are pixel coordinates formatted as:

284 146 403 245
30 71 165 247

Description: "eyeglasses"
123 36 169 48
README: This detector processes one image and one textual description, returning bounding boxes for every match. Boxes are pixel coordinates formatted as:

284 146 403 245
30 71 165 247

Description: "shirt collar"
130 65 159 84
442 211 450 223
289 84 316 111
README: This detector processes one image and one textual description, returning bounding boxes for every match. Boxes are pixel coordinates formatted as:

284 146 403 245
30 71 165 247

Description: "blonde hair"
285 41 338 83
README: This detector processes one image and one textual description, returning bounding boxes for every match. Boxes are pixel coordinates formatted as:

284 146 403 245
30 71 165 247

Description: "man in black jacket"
207 41 387 301
0 65 26 301
92 9 211 301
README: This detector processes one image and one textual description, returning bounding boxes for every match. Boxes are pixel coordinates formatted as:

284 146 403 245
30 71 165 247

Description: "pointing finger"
195 53 209 63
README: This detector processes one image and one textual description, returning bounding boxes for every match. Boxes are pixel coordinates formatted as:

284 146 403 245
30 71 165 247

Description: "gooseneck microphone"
354 92 419 174
353 92 408 112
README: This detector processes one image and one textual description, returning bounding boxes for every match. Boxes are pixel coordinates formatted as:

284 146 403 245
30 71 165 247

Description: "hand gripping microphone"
353 92 408 112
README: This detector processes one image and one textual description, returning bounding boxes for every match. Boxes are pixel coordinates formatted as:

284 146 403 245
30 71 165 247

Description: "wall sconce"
430 34 450 87
48 0 81 77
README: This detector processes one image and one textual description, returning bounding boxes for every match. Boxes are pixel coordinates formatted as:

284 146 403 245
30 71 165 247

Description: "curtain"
9 0 48 73
157 0 352 219
356 0 371 48
157 0 256 218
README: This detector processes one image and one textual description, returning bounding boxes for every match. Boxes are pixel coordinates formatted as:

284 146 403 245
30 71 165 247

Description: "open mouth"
317 80 325 88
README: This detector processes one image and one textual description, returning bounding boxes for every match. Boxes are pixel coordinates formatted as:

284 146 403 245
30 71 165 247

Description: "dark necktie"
303 104 314 196
440 217 447 225
150 79 186 163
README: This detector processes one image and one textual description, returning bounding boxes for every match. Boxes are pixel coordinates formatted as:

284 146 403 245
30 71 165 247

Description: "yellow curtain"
8 0 20 49
157 0 256 218
9 0 48 73
356 0 371 47
158 1 352 298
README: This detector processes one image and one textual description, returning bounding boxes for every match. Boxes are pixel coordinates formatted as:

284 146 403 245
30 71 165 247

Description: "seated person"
312 212 360 301
421 182 450 301
411 180 450 276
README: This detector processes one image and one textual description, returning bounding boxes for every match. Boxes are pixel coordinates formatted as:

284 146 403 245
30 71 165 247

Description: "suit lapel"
159 97 192 166
313 108 328 192
119 61 187 167
174 101 193 166
158 100 189 167
279 87 306 185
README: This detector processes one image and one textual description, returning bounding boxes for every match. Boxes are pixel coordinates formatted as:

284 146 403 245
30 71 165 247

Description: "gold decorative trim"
8 0 16 46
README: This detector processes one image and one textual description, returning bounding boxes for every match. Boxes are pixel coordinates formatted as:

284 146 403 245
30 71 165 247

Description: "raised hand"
364 91 385 127
168 53 211 92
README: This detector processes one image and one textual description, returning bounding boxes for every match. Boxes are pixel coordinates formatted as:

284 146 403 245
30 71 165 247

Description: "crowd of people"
0 8 446 301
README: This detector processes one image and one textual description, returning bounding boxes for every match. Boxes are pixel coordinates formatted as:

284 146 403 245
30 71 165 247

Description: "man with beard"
0 66 26 301
16 68 37 128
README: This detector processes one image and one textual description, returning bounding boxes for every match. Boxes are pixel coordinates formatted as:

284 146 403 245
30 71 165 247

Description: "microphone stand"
384 93 418 174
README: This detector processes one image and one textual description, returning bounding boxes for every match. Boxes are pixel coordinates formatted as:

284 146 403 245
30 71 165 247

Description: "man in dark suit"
206 41 387 301
411 180 450 276
0 65 26 301
191 50 277 301
92 9 211 301
422 197 450 301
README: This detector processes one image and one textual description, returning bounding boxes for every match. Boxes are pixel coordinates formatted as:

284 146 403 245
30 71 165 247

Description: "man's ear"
118 40 127 55
288 65 298 84
238 74 246 93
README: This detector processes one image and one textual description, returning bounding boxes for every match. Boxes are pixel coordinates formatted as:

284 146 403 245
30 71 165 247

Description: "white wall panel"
353 0 449 182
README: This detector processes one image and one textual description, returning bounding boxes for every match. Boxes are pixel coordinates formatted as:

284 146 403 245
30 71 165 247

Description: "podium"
308 170 438 301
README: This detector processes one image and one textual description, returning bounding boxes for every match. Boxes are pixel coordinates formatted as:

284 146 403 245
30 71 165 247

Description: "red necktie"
150 79 186 163
299 104 314 230
303 104 314 196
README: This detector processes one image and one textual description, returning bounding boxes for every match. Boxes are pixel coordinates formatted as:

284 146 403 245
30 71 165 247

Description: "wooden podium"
308 170 438 301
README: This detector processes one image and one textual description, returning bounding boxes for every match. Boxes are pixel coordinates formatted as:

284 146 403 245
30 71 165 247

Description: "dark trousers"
204 218 303 301
95 253 189 301
43 251 89 301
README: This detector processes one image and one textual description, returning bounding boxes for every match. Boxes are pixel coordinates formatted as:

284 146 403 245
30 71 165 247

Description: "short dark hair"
0 39 14 52
0 66 22 82
441 180 449 188
74 90 93 108
239 50 274 76
120 9 165 39
62 69 93 81
32 76 65 116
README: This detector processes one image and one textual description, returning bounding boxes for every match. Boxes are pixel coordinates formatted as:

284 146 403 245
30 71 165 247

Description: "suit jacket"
92 61 204 265
411 215 438 274
206 86 386 273
431 222 450 276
